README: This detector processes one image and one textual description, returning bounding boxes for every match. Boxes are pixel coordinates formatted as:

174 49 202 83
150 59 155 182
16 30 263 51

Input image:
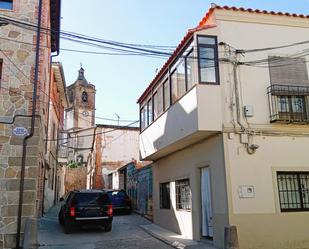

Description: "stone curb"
140 225 186 249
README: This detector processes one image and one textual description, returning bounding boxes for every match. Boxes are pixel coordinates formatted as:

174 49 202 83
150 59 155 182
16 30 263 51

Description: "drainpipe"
232 58 258 155
232 62 245 132
15 0 43 247
53 121 60 205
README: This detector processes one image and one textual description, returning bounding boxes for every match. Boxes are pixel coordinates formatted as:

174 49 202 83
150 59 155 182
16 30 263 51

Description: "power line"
238 40 309 53
241 49 309 65
0 15 176 53
0 47 138 125
45 120 139 142
0 35 164 57
3 13 309 61
0 82 137 127
0 14 234 60
74 111 137 123
0 47 100 127
0 48 50 98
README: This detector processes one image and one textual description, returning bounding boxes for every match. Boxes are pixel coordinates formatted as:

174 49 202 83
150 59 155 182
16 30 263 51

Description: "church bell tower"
65 67 96 130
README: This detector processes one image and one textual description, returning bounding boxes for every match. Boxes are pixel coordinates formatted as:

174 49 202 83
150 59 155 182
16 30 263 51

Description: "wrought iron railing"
267 84 309 123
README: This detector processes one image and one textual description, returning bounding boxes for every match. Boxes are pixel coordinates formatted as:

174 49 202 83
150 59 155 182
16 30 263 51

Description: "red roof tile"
213 5 309 19
137 4 309 104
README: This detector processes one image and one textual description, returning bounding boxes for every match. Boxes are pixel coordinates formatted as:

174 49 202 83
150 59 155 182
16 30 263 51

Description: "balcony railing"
267 84 309 123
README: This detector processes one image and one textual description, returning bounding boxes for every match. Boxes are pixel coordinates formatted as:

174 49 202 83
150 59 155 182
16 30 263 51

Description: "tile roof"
208 5 309 22
137 4 309 104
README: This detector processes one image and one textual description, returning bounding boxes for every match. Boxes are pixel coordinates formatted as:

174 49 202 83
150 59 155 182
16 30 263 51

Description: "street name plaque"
12 127 28 136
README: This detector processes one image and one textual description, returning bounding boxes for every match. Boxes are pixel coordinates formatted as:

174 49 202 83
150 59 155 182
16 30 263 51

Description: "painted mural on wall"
127 163 153 219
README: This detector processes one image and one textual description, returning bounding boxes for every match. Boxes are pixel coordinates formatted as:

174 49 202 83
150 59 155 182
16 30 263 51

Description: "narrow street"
38 204 173 249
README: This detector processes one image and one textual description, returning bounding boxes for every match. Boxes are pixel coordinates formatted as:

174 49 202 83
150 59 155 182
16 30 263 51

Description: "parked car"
106 189 132 214
58 189 113 234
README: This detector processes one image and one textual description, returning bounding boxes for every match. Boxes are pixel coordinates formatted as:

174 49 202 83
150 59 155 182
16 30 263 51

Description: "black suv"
58 189 113 234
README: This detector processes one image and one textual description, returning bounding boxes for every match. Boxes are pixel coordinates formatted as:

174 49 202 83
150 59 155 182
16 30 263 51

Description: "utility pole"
115 113 120 126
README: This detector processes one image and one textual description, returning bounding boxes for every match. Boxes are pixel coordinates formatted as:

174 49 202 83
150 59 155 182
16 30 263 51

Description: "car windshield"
73 193 109 206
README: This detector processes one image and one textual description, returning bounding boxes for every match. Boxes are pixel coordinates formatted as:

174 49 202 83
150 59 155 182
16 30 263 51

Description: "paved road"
38 204 173 249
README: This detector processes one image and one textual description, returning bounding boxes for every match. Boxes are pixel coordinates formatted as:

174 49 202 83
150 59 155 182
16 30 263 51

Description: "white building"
138 4 309 249
94 124 140 188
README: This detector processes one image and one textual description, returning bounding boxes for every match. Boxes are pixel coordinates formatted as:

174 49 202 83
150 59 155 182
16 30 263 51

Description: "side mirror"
59 197 64 202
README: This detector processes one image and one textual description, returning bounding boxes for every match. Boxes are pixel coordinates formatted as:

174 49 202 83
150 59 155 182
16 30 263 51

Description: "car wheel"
104 223 112 232
64 220 72 234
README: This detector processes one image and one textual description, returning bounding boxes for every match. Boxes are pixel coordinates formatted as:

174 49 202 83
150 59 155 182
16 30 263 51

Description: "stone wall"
64 167 87 194
0 0 53 247
0 117 40 248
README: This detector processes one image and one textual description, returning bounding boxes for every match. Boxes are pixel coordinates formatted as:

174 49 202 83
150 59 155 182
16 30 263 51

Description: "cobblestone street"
38 204 173 249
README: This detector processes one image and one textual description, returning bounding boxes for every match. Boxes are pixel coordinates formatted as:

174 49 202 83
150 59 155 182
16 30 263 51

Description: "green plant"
67 161 79 168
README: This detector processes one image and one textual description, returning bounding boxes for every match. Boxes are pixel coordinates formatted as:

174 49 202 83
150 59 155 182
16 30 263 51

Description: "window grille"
267 84 309 123
175 179 191 210
277 172 309 212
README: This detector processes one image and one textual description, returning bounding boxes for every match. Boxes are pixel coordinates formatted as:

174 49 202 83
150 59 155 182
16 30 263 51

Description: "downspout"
233 57 258 155
15 0 43 247
232 62 245 132
53 120 61 205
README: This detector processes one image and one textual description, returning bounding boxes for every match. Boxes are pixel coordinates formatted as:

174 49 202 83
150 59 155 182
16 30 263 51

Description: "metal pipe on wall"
15 0 43 247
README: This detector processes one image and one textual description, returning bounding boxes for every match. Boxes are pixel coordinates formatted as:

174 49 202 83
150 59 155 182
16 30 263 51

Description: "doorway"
201 167 213 238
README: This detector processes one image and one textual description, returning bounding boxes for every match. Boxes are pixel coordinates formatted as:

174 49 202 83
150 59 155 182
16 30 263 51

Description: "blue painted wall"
127 163 153 218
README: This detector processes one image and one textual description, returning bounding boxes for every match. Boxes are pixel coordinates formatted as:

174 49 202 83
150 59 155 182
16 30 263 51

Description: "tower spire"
77 66 88 85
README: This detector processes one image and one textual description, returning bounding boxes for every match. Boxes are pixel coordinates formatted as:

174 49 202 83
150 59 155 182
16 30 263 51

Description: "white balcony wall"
140 84 222 160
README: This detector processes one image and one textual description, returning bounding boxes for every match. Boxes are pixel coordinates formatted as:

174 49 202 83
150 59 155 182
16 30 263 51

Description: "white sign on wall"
12 127 28 136
238 185 255 198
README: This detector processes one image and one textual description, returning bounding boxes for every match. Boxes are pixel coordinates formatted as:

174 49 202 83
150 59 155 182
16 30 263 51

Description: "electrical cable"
4 13 309 65
238 40 309 53
0 14 177 49
0 15 229 60
44 120 139 142
0 83 137 127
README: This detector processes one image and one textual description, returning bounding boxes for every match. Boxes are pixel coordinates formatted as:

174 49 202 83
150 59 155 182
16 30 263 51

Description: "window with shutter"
269 56 308 86
268 56 309 123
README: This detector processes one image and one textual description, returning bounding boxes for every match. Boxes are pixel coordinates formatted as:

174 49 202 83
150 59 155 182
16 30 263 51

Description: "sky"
57 0 309 126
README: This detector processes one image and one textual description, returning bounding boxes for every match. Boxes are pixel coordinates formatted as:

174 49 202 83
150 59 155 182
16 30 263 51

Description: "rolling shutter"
269 56 309 85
